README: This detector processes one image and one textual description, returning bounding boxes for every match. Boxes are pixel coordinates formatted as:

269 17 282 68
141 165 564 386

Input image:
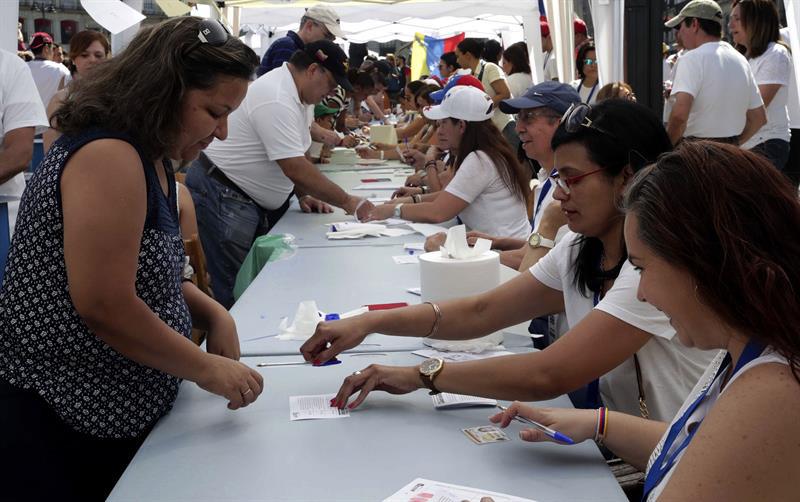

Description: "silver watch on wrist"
393 203 405 219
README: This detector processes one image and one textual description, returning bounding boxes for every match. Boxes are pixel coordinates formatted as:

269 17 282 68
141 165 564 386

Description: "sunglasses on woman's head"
183 19 231 57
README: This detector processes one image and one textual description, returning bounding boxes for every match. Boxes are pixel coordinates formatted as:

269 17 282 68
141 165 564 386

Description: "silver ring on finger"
352 370 362 376
242 388 253 396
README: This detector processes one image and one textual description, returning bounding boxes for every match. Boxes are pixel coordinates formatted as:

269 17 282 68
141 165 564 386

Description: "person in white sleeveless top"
491 140 800 501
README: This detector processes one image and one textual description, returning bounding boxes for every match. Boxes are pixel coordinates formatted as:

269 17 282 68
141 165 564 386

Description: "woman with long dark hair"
571 42 600 104
730 0 793 170
366 86 531 239
0 18 263 499
492 141 800 500
502 41 533 98
302 100 716 427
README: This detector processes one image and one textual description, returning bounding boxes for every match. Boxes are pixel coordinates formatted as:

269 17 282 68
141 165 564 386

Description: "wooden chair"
184 233 212 345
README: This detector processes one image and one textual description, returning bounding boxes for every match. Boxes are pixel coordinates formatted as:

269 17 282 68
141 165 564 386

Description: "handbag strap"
633 354 650 419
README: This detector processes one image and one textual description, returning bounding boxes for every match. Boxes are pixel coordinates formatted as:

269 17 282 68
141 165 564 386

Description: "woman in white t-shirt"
490 141 800 501
302 100 716 424
366 86 531 240
730 0 793 170
570 43 600 105
501 42 533 99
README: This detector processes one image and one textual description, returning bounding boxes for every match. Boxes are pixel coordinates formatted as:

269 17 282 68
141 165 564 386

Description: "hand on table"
424 232 447 252
206 310 241 360
488 401 595 444
330 364 422 410
339 134 359 148
299 316 371 364
299 195 333 214
196 354 264 410
404 172 423 187
344 197 375 222
365 203 397 222
466 231 496 247
392 186 422 199
355 146 380 159
400 149 425 169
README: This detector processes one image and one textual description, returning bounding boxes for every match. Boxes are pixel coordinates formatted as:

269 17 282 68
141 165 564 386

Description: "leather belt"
196 153 250 199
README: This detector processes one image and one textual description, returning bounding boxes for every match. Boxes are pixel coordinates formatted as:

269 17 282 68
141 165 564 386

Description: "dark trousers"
750 138 790 172
0 380 148 501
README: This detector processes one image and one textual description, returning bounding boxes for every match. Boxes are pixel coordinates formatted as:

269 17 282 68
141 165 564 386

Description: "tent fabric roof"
235 0 537 40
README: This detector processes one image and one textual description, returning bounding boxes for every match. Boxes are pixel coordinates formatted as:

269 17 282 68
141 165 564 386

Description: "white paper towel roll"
419 250 500 302
418 250 503 351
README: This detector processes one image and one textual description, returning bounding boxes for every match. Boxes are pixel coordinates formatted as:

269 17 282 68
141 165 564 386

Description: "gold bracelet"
423 301 442 338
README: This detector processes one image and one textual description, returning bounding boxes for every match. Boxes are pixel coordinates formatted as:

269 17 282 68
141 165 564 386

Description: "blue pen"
496 405 575 445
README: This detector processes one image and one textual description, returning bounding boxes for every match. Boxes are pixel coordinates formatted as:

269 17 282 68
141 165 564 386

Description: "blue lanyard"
641 339 766 499
583 289 603 409
533 169 556 222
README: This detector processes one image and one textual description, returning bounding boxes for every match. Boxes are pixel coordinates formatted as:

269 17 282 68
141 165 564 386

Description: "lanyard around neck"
642 339 766 499
579 78 599 103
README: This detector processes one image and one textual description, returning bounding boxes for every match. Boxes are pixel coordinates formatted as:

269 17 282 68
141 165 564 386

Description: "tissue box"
418 250 500 302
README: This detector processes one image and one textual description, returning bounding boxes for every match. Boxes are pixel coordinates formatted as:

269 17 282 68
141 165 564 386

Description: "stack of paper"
431 393 498 409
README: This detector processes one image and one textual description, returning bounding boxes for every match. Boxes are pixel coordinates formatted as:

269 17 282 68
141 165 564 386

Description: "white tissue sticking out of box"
439 225 492 260
276 300 323 340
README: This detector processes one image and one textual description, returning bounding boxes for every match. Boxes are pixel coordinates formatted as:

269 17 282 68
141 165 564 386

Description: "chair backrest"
184 233 211 298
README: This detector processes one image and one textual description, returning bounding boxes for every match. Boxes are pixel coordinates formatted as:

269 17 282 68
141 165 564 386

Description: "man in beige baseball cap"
257 4 345 77
664 0 723 29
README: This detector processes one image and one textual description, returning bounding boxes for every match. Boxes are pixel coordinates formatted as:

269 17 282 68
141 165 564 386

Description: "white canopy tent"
231 0 626 86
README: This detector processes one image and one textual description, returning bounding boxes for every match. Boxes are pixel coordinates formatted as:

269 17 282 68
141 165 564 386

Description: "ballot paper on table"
352 182 405 190
412 348 515 362
431 393 498 409
393 255 419 264
384 478 536 502
407 223 449 237
289 394 350 421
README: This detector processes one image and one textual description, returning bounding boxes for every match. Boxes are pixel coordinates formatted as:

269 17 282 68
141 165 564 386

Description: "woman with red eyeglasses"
300 100 717 428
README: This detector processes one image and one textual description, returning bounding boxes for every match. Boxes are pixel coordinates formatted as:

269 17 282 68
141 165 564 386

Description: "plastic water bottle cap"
324 313 340 321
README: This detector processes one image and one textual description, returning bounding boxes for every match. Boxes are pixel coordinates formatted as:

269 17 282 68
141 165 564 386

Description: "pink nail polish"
347 402 356 409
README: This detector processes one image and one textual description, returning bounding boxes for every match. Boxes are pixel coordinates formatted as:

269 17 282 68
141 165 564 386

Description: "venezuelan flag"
410 32 465 81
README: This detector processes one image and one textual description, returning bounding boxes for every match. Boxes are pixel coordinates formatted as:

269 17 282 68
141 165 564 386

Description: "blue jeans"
751 138 790 172
185 162 289 308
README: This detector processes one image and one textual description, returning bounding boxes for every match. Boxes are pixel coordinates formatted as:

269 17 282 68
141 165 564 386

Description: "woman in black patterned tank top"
0 18 263 500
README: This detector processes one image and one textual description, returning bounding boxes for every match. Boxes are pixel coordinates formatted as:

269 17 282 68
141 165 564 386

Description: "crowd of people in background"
2 0 800 499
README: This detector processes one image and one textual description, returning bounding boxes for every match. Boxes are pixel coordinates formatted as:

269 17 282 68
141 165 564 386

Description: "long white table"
108 352 626 502
232 244 536 356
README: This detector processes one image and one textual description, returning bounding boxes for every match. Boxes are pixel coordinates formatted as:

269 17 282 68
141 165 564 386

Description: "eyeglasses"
183 19 231 56
315 21 336 41
549 168 604 195
583 58 597 66
516 108 561 123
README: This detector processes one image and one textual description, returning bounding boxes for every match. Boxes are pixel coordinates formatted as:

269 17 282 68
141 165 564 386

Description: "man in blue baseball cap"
468 80 580 272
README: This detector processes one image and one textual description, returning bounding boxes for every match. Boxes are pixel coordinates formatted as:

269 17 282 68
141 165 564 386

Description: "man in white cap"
664 0 766 145
256 4 345 77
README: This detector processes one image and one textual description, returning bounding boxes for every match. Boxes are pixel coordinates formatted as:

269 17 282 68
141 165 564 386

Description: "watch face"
528 233 541 247
420 358 442 375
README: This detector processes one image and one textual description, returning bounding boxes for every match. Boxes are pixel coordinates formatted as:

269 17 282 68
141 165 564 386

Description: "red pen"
361 178 391 183
365 302 409 311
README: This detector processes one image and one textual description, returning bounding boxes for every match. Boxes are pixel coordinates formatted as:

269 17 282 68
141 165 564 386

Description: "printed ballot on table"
289 394 350 421
384 477 537 502
432 392 498 409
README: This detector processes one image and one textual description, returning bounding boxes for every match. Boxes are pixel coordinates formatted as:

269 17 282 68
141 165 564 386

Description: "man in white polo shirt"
186 40 374 307
0 49 49 281
665 0 766 145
